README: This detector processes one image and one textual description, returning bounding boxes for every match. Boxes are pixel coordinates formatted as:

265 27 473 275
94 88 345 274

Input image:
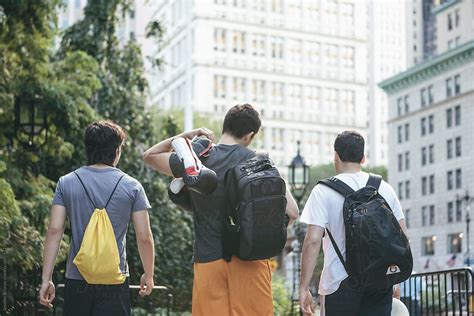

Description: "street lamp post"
288 141 310 315
14 92 48 150
457 191 474 267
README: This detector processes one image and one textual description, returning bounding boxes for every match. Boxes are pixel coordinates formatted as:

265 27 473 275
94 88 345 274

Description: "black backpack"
319 174 413 291
224 153 288 261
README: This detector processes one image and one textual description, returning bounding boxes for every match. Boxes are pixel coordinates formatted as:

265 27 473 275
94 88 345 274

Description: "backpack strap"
325 228 348 273
366 173 382 190
74 172 125 209
318 177 354 198
105 174 125 208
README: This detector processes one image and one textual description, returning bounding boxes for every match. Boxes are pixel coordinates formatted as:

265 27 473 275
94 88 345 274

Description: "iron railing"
52 284 173 316
400 268 474 316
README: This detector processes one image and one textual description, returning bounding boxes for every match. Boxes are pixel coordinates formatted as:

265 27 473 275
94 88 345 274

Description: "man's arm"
142 128 214 176
300 224 325 315
39 205 67 308
132 210 155 296
285 188 299 225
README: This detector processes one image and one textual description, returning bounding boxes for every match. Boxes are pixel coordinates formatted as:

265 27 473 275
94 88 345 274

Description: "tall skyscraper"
367 0 407 166
149 0 370 168
406 0 438 67
381 0 474 272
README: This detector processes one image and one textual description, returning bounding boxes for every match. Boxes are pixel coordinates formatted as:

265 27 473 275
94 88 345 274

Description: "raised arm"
285 188 299 225
142 127 214 176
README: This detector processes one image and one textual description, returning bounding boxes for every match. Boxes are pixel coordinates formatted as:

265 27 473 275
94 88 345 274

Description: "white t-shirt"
300 171 404 296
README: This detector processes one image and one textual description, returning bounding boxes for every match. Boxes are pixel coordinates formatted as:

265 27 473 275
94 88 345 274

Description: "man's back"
53 165 150 280
300 171 404 296
170 143 255 263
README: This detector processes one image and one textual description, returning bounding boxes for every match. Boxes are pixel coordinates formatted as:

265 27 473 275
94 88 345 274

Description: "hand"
180 127 214 142
139 273 154 297
300 288 315 315
39 280 55 309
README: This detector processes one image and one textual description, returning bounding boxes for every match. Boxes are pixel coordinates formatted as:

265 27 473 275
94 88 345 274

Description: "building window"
421 117 427 136
455 105 461 126
398 182 403 200
405 181 410 199
422 236 435 255
455 169 462 189
397 126 403 144
421 147 427 166
397 97 402 116
420 88 426 107
406 209 410 228
454 75 460 95
404 123 409 141
404 95 409 113
428 115 434 133
447 233 462 254
447 139 453 159
429 175 435 194
422 176 427 195
448 13 453 31
455 137 461 157
448 202 454 223
398 154 403 172
446 78 453 97
455 9 460 27
447 108 453 128
456 200 462 221
429 205 435 225
448 40 454 50
422 206 427 226
447 170 454 190
429 144 434 164
405 152 410 170
428 85 434 104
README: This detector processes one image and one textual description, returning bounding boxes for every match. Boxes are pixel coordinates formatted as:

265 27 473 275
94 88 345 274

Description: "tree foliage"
0 0 194 312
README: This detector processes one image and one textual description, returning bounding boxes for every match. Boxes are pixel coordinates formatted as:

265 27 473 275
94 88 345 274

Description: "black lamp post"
288 141 310 315
14 92 48 150
457 190 474 267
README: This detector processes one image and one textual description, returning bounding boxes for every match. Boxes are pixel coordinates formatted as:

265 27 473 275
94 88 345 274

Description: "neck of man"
89 163 114 169
337 162 362 174
218 133 246 146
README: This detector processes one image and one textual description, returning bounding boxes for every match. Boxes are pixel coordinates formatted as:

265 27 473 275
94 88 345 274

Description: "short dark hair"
222 104 261 139
85 120 126 166
334 131 365 163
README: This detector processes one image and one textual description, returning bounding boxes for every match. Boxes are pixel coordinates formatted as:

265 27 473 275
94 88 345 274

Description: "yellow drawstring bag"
73 172 126 285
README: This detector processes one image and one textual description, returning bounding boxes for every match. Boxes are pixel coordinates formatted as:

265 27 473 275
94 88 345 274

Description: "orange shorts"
192 256 273 316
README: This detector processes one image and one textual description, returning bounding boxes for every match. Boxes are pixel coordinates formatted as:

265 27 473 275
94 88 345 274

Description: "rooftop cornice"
378 40 474 95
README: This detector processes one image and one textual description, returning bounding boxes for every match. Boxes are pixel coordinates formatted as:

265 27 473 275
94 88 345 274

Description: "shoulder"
378 179 398 199
120 172 144 190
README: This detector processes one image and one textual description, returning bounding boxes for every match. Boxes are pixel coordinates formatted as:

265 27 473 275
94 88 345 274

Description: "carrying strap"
318 177 354 198
74 172 125 209
325 228 348 273
366 173 382 190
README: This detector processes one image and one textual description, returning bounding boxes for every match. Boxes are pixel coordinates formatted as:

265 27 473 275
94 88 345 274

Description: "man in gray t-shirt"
143 104 299 316
40 121 155 316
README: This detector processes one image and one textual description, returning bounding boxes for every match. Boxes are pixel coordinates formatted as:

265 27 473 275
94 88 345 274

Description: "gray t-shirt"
52 166 151 280
170 143 256 263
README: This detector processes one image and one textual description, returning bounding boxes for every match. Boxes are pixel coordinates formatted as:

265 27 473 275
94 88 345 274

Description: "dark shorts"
63 278 130 316
325 278 393 316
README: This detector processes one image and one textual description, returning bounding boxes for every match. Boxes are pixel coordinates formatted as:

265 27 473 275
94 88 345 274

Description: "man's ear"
244 132 255 143
360 155 366 164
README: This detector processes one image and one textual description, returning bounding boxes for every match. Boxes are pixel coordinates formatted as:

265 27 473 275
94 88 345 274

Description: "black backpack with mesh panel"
223 153 288 261
319 174 413 291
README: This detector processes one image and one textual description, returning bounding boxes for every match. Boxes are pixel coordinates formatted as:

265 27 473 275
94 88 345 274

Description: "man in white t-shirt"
299 131 407 316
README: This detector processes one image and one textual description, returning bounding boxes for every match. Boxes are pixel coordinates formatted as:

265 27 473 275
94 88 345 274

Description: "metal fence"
400 268 474 316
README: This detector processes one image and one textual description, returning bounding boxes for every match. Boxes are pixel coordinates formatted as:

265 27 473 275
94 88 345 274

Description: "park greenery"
0 1 388 314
